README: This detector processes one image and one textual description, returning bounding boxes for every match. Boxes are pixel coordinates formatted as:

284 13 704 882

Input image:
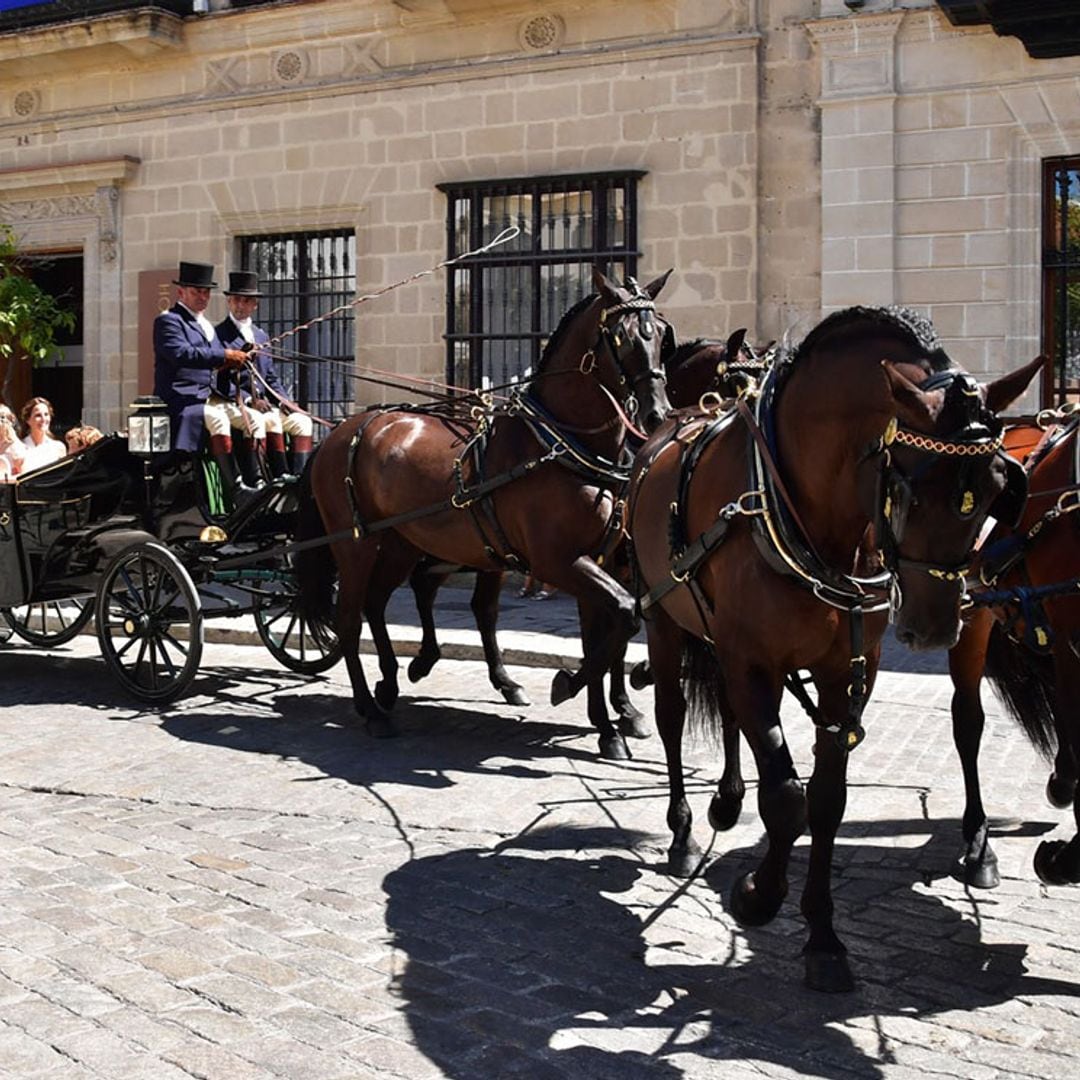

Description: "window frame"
437 171 646 391
1042 156 1080 404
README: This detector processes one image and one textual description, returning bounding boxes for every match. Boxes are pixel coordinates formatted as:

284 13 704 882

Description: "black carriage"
0 398 340 702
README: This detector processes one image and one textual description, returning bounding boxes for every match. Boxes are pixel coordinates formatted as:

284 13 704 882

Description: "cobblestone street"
1 590 1079 1079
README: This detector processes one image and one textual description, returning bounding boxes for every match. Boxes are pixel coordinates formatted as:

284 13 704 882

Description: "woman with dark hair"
19 396 66 472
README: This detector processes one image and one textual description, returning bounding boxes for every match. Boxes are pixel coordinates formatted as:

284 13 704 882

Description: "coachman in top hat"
152 261 256 507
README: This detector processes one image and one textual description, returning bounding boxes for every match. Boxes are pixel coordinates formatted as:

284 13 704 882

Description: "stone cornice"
0 11 182 79
0 156 141 196
806 12 903 100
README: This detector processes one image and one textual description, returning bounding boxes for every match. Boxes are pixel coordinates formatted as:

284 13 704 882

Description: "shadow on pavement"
384 821 1080 1079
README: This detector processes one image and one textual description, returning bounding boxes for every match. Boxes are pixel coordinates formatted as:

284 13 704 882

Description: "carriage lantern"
127 396 171 456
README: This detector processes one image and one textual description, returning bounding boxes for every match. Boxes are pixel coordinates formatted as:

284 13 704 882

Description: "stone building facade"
0 0 1076 430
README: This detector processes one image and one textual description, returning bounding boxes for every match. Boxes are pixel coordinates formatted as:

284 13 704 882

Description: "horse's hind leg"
407 559 444 684
1047 647 1078 807
1035 648 1080 885
608 635 650 740
578 600 630 760
948 609 1000 888
471 570 529 706
648 609 701 877
332 541 394 737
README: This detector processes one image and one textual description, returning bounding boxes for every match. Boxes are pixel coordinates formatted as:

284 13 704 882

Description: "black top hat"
173 261 217 289
223 270 264 297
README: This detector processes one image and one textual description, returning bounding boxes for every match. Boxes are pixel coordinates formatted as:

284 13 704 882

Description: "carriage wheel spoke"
154 635 179 681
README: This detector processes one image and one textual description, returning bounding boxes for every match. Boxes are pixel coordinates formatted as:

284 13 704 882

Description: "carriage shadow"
384 821 1079 1079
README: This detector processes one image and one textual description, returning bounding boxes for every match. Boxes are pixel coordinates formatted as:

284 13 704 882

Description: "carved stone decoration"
519 13 564 53
96 185 120 264
12 89 39 118
205 56 242 94
0 194 98 222
273 50 308 85
344 38 383 77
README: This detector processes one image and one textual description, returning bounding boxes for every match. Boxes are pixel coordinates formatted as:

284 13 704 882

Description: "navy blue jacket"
153 304 227 452
215 315 287 402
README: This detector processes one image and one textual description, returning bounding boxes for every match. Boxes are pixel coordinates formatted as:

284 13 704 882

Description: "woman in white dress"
0 403 26 480
19 397 66 472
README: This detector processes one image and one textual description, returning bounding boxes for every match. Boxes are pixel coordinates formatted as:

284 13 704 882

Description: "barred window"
437 172 645 391
1044 158 1080 403
238 230 356 426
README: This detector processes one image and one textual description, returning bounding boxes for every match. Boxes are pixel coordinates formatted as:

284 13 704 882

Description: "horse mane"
665 338 722 371
535 292 597 376
791 306 952 371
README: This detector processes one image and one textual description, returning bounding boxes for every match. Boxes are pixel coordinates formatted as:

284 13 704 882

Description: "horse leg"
577 599 631 761
708 701 746 832
364 541 422 713
471 570 529 706
406 560 444 684
948 609 1000 888
333 544 395 738
1047 646 1078 808
1034 648 1080 885
608 634 650 740
648 609 701 877
727 667 805 932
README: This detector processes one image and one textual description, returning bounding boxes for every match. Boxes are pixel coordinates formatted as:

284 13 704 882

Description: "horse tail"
681 635 727 744
292 455 336 624
983 622 1057 761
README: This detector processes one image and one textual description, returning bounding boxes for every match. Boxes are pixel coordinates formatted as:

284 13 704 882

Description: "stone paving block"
0 1024 73 1076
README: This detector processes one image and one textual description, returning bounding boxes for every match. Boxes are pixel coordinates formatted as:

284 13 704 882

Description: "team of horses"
293 270 1076 991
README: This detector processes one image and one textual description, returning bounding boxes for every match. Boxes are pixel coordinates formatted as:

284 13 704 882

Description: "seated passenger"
65 425 104 454
152 260 250 506
0 404 25 479
215 270 314 480
19 396 66 472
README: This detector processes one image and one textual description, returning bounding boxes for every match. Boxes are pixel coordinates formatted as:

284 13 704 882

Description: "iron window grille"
437 171 645 392
238 230 356 428
1043 158 1080 404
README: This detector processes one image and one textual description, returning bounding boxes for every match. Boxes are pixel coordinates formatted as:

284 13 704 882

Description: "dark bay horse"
950 404 1080 889
388 327 769 735
627 306 1035 992
296 268 672 758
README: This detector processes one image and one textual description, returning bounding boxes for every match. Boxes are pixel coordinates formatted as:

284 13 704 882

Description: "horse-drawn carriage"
0 397 339 702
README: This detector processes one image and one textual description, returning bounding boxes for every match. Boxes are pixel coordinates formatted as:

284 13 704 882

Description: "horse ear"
725 328 747 358
982 354 1048 415
642 268 673 300
592 264 620 300
881 360 944 428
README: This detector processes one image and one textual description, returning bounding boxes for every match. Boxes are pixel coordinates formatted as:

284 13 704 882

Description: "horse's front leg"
547 555 637 760
607 634 650 740
726 666 805 930
647 607 700 876
948 608 1000 888
471 570 529 705
799 657 878 993
709 699 745 832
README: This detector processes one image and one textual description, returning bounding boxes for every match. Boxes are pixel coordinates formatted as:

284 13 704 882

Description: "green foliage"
0 224 76 367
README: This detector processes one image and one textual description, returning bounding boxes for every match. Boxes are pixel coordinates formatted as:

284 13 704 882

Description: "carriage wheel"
253 581 341 675
95 542 203 704
2 597 95 647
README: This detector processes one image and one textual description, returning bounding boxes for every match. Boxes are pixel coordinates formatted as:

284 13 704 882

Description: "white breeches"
205 396 313 441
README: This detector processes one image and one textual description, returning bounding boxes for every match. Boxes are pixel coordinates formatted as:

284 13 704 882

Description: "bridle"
866 370 1006 595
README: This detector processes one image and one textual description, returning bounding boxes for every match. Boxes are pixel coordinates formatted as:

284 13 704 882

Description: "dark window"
238 230 356 427
437 172 644 391
1043 158 1080 404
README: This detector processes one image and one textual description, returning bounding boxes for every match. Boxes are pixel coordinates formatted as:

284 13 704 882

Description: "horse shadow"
383 820 1080 1079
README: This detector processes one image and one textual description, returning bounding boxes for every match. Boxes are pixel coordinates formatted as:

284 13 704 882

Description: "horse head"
873 356 1041 650
591 266 673 433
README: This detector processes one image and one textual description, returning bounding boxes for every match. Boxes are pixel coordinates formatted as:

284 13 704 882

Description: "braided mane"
792 306 951 371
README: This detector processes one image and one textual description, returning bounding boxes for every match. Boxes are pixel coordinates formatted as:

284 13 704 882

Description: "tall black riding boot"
267 447 291 479
213 451 257 512
238 439 266 488
288 449 311 478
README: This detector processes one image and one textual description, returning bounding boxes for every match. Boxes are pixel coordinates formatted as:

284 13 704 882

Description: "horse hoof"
804 951 855 993
407 652 438 683
629 661 653 691
617 711 651 740
550 669 575 706
667 843 703 878
957 850 1000 890
708 794 743 832
374 681 399 711
365 716 397 739
500 685 530 707
1034 840 1072 885
598 733 631 761
729 871 785 927
1046 773 1077 810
